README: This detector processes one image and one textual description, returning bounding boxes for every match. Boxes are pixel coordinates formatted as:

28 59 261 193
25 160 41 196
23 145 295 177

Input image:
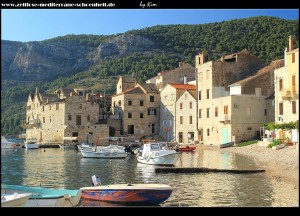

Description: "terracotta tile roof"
170 84 196 90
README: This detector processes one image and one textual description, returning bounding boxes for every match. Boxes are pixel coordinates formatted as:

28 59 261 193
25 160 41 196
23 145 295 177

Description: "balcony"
219 114 230 124
282 89 292 100
23 119 40 129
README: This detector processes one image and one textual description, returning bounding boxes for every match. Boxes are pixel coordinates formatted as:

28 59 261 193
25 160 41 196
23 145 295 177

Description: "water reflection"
1 148 297 207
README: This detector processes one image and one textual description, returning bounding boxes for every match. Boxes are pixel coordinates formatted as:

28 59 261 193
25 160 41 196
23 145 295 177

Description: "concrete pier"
155 167 265 174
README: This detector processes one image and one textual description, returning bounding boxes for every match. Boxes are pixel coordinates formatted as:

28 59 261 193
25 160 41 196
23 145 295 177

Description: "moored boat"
25 139 40 149
178 145 196 152
219 141 234 148
80 145 127 158
1 136 18 149
137 143 180 166
1 184 81 207
80 183 172 205
1 193 32 207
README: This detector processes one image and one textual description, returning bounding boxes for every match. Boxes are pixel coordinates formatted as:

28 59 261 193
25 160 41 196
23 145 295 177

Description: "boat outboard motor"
92 175 101 186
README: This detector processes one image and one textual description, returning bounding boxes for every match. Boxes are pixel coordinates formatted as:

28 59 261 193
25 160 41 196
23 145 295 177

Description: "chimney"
289 35 293 51
183 75 187 84
179 62 185 67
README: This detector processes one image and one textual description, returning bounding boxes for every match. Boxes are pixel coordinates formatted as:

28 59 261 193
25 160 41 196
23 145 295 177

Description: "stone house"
24 88 109 145
146 62 195 91
160 83 196 142
175 89 197 144
196 50 276 145
111 82 160 140
274 36 299 125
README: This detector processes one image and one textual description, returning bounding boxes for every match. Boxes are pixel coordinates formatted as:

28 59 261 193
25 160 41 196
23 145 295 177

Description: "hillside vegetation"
1 16 298 135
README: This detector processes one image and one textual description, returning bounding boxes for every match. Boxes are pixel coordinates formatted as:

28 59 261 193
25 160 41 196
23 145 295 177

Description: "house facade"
24 88 109 145
111 82 160 139
274 36 299 124
160 84 196 142
196 50 274 145
175 90 197 144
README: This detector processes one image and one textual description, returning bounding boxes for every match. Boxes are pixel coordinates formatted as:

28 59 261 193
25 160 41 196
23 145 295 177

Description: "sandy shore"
196 144 299 188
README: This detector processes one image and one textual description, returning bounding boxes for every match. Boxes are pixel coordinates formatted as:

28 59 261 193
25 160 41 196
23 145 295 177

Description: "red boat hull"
178 146 196 152
81 189 172 205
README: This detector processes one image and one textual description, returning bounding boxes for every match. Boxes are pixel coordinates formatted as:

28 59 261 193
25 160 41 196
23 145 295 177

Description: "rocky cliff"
1 34 155 81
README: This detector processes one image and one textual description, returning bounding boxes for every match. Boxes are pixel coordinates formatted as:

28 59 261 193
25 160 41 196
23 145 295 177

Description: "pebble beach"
196 144 299 206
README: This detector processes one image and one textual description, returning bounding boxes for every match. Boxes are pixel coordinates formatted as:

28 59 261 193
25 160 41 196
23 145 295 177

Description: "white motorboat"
1 137 17 149
80 145 127 158
136 143 180 166
25 139 40 149
1 192 32 207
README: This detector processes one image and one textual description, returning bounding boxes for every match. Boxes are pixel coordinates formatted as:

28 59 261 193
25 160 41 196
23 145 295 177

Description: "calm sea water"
1 147 297 207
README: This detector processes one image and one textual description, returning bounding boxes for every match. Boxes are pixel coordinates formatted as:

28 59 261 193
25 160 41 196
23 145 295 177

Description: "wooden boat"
80 183 172 205
137 143 180 166
1 184 81 207
219 141 234 148
178 145 196 152
1 193 32 207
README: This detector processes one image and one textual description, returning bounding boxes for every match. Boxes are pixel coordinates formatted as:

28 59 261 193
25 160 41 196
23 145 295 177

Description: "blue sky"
2 9 298 42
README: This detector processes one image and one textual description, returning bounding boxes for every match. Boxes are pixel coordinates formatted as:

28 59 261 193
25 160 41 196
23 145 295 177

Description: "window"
169 120 172 126
189 116 192 124
140 100 144 106
206 89 209 99
87 115 90 121
279 79 283 91
215 107 218 117
79 104 82 109
49 105 51 110
189 102 192 109
198 57 201 64
224 105 228 114
42 106 44 112
150 96 154 102
128 113 132 118
292 75 296 94
199 109 202 118
72 132 78 137
206 70 209 80
279 103 283 115
207 108 210 118
180 116 183 124
292 52 295 63
50 116 52 123
68 115 72 121
128 125 134 135
180 103 183 109
292 101 296 114
56 103 59 110
128 100 132 106
140 113 144 118
198 91 201 100
43 117 45 123
207 128 210 136
78 91 84 96
148 108 157 115
264 109 267 116
118 100 121 106
76 115 82 125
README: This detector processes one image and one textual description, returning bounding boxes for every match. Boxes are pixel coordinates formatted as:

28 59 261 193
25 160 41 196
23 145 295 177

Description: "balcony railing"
282 89 292 100
219 114 230 123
